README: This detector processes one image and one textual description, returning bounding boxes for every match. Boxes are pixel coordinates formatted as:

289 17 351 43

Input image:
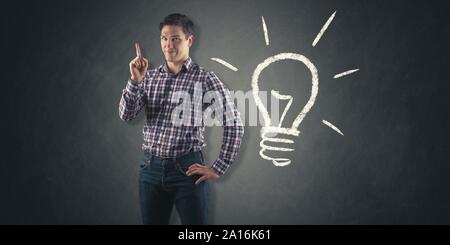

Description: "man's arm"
118 79 146 122
186 72 244 184
186 71 244 184
207 72 244 175
119 43 149 122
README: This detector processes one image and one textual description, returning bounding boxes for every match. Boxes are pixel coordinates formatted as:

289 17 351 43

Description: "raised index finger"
135 42 142 58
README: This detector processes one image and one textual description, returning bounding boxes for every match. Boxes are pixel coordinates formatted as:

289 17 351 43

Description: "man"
119 13 244 225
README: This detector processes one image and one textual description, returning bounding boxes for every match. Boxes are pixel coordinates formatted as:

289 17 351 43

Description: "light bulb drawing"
252 53 318 166
211 10 359 167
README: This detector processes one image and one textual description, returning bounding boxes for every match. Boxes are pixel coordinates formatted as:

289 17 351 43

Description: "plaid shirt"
119 57 244 175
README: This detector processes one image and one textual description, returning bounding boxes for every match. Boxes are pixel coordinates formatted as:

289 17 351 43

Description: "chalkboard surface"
2 0 450 224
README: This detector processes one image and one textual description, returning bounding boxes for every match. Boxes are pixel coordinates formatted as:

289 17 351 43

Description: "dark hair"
159 13 194 38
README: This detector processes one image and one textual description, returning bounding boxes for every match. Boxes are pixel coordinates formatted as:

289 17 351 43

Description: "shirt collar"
159 57 193 74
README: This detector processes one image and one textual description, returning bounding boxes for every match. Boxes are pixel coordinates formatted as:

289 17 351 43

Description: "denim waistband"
144 149 203 163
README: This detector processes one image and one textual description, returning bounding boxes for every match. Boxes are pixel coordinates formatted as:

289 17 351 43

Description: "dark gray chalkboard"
2 0 450 224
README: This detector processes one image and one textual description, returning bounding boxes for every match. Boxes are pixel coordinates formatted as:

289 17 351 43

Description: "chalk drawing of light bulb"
252 53 318 166
210 11 360 167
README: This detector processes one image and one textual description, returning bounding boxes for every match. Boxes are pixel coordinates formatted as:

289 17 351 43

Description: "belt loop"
199 150 204 163
144 150 149 163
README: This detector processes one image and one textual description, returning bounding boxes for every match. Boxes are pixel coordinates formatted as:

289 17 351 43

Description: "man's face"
160 25 193 64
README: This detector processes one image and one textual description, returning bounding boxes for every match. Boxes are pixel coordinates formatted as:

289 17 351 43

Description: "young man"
119 13 244 225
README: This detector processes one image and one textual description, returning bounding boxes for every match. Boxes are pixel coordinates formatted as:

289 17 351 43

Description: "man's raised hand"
129 42 149 83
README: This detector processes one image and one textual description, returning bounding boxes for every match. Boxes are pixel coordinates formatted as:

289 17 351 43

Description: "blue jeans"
138 150 209 225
